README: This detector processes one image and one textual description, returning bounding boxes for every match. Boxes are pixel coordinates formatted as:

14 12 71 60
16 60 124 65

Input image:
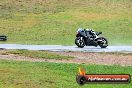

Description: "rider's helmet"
77 28 84 32
78 28 83 31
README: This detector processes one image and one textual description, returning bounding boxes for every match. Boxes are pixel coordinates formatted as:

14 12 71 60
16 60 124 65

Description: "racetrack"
0 44 132 53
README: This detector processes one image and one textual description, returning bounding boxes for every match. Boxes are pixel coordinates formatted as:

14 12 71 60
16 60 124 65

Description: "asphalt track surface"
0 44 132 53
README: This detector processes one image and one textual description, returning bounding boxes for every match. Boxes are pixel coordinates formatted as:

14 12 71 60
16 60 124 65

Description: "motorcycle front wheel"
75 37 85 48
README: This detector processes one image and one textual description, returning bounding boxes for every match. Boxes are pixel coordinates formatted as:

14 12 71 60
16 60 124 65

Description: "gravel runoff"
0 44 132 66
0 51 132 66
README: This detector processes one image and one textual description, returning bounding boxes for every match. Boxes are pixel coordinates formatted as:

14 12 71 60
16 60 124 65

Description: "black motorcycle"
0 35 7 41
75 28 108 48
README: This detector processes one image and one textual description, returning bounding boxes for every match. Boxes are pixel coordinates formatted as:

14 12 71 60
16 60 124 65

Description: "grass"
0 49 73 60
0 60 132 88
0 0 132 45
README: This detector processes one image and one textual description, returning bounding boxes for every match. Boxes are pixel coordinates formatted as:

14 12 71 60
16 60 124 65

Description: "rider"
84 28 96 45
85 28 95 37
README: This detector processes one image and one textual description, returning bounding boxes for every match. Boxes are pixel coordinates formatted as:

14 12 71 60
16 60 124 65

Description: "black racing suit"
84 29 96 46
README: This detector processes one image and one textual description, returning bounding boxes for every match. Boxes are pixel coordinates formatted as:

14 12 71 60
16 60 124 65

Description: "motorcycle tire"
75 37 85 48
98 37 108 48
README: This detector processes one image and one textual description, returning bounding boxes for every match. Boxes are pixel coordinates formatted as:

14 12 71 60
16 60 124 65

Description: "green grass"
0 49 73 60
0 60 132 88
0 0 132 45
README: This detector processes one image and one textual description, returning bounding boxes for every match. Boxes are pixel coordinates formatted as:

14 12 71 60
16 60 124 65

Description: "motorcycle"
75 28 108 48
0 35 7 41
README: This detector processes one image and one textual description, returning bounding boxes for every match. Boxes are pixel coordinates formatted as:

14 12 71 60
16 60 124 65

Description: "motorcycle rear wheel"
98 37 108 48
